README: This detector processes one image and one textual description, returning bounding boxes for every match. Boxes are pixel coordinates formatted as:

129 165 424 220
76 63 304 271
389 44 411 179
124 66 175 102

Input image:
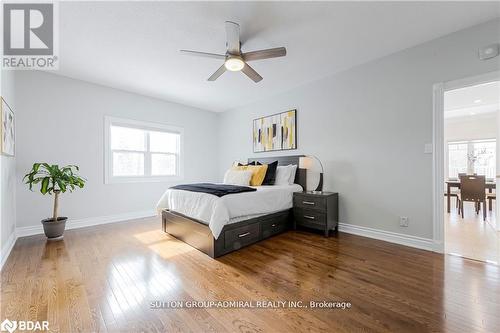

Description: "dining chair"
446 186 461 208
458 175 487 221
487 192 496 211
452 173 468 208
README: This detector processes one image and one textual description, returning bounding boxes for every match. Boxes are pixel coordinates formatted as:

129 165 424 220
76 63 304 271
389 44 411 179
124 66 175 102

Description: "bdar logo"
0 319 17 333
0 319 48 332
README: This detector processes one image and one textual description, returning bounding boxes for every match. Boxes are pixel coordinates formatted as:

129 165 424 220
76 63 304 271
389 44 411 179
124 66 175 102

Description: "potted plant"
23 163 86 240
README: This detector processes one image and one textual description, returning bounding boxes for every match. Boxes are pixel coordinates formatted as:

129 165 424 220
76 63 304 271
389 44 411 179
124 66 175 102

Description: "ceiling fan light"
224 57 245 71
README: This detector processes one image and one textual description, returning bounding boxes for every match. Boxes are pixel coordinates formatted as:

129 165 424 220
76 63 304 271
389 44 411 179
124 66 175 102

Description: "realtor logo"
0 319 17 333
2 2 58 69
3 3 53 55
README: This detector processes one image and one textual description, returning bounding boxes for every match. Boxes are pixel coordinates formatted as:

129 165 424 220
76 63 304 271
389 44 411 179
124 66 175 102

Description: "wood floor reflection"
1 217 499 332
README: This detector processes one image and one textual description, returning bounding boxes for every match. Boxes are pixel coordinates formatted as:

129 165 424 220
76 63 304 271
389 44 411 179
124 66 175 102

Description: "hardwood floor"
1 217 499 333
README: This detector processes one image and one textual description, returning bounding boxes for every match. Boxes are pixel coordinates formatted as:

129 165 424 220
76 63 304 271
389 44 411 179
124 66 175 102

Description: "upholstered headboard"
248 155 306 190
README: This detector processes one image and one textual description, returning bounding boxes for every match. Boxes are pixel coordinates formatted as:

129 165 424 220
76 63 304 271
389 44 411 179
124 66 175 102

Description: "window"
105 117 183 183
472 140 496 179
448 142 468 178
447 139 496 179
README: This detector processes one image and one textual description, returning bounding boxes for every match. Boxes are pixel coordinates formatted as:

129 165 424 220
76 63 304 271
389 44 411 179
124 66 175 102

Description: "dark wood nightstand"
293 191 339 237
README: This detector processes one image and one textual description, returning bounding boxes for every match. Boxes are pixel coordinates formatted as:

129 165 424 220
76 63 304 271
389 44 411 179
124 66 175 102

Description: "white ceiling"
444 81 500 119
57 1 500 112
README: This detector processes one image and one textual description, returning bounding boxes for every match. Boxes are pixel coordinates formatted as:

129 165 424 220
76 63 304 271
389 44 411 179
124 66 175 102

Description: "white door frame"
432 70 500 253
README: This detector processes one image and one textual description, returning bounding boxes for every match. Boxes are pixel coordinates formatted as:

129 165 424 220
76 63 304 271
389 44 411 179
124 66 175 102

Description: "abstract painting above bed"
253 109 296 152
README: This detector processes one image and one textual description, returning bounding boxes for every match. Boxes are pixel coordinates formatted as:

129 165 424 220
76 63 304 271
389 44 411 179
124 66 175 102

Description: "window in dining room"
447 139 496 179
448 141 468 178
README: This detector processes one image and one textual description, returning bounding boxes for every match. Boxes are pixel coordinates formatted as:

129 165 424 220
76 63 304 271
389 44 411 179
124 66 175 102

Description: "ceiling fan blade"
241 63 263 83
225 21 240 54
180 50 226 59
242 47 287 62
207 64 227 81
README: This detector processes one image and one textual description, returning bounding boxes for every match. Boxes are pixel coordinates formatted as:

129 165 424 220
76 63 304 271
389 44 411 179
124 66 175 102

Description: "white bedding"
156 184 303 239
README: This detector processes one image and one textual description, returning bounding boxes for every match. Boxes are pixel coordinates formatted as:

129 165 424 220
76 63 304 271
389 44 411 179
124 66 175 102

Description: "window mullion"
145 131 151 177
109 148 114 180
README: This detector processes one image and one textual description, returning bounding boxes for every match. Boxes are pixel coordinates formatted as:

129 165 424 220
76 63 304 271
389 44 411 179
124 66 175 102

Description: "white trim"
432 71 500 254
0 231 17 271
16 210 157 238
339 223 435 251
104 116 185 184
443 71 500 91
433 82 445 253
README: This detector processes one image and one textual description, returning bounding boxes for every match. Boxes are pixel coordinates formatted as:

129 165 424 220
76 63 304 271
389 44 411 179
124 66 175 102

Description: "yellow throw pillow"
233 165 268 186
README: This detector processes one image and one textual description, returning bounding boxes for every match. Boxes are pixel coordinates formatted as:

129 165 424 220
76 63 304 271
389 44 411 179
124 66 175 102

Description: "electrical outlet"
399 216 409 227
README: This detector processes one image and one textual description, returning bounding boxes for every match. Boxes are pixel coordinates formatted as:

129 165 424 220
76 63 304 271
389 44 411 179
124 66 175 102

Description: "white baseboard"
0 231 17 271
16 210 157 238
432 240 444 253
338 223 435 251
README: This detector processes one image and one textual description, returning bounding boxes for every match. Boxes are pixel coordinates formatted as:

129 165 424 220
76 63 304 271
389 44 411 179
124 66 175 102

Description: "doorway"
433 71 500 264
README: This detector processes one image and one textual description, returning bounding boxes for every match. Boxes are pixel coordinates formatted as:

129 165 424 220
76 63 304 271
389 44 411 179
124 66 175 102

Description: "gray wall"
12 71 219 228
0 71 17 253
3 19 499 243
217 19 500 240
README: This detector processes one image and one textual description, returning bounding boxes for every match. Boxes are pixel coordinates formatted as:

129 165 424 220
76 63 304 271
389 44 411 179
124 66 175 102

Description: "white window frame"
446 138 496 180
104 116 184 184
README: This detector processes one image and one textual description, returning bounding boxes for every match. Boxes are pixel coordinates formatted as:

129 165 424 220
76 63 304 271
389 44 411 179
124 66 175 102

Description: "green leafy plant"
23 163 86 222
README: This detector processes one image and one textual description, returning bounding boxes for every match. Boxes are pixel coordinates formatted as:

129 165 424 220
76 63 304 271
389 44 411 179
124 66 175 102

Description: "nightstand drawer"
293 195 326 211
224 223 260 250
294 208 326 227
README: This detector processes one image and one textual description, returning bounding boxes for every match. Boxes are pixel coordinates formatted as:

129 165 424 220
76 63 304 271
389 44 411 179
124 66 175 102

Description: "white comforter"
156 184 303 239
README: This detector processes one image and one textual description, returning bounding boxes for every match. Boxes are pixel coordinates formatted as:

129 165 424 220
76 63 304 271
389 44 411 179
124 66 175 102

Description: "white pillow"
275 165 297 185
288 164 298 184
223 169 253 186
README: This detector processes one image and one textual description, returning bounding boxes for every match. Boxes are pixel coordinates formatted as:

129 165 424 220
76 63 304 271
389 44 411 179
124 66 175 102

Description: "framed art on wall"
1 97 15 156
253 109 296 152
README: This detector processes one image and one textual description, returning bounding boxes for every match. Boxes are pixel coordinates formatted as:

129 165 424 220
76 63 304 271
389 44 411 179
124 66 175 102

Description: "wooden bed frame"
162 155 306 258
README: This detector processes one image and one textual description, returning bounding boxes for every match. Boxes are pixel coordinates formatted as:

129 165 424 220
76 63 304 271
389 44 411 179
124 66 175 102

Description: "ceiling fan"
180 21 287 83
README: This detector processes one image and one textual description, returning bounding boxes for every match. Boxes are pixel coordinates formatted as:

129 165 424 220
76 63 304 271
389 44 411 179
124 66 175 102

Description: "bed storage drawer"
165 209 293 258
262 214 288 239
224 222 260 250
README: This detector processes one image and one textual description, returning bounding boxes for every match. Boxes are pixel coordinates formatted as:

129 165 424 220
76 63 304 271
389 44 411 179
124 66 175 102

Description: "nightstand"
293 191 339 237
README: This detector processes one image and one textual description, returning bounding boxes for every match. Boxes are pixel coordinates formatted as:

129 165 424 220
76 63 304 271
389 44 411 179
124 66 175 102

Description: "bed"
158 155 306 258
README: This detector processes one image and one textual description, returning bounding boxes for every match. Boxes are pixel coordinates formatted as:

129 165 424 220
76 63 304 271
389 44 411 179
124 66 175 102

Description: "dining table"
445 179 496 213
